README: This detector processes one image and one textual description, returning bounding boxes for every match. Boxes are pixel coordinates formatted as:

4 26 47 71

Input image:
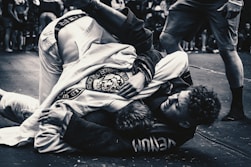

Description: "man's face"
161 90 194 128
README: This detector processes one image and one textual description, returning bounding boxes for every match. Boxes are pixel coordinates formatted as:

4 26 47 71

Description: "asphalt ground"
0 50 250 167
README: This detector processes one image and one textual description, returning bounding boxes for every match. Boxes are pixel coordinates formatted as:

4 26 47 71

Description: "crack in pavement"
196 129 251 160
190 65 251 83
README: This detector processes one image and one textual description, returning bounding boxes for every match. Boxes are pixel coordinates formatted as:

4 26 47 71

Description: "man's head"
115 100 153 132
160 85 221 128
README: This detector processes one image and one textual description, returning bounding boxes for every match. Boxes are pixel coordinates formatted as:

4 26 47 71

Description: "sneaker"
201 47 206 52
5 48 13 53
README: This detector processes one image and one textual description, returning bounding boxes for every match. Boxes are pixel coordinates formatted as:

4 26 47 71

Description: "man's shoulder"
40 10 87 40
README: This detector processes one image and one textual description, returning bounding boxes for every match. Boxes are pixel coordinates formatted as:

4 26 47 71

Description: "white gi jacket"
0 10 189 153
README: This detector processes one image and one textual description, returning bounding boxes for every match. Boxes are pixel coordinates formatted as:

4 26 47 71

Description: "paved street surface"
0 50 250 167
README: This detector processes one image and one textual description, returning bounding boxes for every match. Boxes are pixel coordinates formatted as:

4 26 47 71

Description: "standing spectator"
206 32 219 53
23 0 40 51
145 5 165 51
159 0 246 121
11 0 29 50
238 22 251 52
0 0 14 52
182 38 196 53
201 28 208 52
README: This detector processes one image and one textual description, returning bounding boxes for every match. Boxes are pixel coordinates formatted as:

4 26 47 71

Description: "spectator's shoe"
222 111 247 121
5 48 13 53
201 46 206 52
222 101 247 121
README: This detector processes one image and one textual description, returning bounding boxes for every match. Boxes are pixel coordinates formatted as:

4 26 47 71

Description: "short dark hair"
187 85 221 125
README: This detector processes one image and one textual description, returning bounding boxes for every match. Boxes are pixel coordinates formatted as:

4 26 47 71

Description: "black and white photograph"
0 0 251 166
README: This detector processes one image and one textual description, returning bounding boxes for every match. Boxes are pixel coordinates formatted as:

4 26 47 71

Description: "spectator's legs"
17 30 24 50
220 49 245 120
182 40 189 51
208 4 246 120
4 27 12 52
201 29 207 52
159 31 183 54
159 5 201 54
11 29 23 51
3 18 13 52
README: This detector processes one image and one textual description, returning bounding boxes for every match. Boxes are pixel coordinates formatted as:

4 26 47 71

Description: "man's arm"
86 1 153 53
36 106 133 154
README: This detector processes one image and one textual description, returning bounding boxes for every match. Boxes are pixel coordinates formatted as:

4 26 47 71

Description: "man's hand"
217 0 243 19
118 72 146 99
38 107 67 127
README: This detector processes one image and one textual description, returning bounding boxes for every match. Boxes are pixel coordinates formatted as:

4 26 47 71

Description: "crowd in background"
0 0 63 52
0 0 250 53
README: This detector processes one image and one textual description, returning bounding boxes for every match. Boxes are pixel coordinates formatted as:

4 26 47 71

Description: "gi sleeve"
119 8 162 85
119 7 153 53
34 105 77 153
